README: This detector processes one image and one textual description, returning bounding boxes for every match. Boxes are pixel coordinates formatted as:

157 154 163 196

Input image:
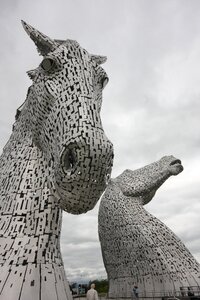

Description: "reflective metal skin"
99 156 200 298
0 21 113 300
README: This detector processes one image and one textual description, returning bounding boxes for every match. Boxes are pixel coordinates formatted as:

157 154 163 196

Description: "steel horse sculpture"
99 156 200 298
0 21 113 300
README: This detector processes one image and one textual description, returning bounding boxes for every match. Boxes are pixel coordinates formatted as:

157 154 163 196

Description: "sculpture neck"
0 130 63 266
0 138 51 215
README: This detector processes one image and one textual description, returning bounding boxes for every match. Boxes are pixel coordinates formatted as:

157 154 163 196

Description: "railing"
73 287 200 300
73 296 200 300
73 295 107 300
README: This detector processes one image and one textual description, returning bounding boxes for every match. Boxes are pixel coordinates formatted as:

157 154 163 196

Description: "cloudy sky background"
0 0 200 283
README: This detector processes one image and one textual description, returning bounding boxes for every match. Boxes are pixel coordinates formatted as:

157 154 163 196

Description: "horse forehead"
56 39 80 48
56 39 90 59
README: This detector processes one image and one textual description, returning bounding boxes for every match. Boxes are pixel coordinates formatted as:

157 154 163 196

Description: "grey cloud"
0 0 200 282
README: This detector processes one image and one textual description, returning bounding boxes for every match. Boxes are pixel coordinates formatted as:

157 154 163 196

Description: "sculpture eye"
101 77 109 89
40 58 55 72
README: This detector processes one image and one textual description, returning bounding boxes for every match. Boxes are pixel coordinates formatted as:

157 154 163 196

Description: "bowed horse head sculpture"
115 155 183 205
19 21 114 214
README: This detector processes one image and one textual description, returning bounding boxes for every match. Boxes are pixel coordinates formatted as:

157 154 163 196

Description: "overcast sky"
0 0 200 283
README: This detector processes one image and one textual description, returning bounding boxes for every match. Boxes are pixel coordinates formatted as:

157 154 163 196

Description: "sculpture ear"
21 20 59 56
91 54 107 65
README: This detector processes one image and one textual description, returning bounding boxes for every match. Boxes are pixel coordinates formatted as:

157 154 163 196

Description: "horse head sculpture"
99 156 200 297
0 21 113 300
114 155 183 205
18 21 114 214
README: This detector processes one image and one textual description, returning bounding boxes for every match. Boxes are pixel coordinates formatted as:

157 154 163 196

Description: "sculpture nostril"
61 148 77 173
68 149 76 168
